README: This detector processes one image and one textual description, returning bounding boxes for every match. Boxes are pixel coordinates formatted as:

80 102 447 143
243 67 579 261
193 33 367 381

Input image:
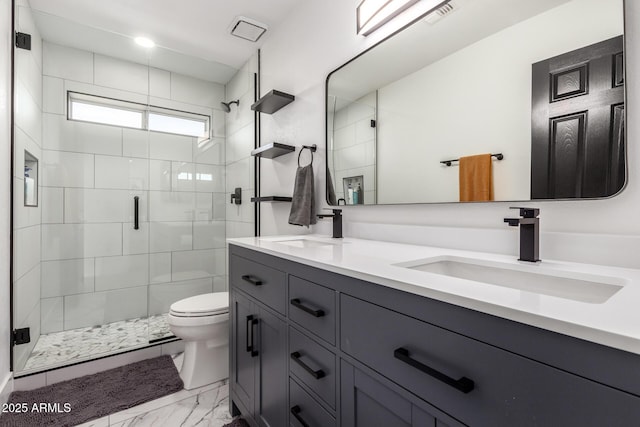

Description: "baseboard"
0 372 13 406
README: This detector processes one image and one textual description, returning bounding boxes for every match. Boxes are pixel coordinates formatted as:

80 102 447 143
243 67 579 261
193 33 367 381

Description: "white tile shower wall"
257 0 640 269
38 42 227 336
12 1 43 371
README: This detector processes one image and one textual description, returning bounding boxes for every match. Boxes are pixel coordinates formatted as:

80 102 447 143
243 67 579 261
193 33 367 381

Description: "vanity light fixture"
134 36 155 48
357 0 450 36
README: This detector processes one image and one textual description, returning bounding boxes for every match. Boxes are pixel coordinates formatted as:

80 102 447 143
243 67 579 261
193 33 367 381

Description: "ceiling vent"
424 1 458 25
229 16 268 42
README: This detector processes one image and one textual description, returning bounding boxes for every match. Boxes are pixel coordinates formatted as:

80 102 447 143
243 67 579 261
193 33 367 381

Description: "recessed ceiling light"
134 37 155 48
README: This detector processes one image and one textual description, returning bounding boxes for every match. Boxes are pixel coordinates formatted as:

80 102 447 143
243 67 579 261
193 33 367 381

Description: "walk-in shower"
11 3 255 375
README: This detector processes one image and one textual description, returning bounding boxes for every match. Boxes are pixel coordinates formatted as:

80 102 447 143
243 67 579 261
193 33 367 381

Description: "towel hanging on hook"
298 144 317 167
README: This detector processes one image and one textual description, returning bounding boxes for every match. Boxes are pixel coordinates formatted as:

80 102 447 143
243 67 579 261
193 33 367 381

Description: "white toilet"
167 292 230 390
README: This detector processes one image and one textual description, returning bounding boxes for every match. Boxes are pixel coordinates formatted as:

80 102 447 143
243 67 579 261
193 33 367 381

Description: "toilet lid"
169 292 229 317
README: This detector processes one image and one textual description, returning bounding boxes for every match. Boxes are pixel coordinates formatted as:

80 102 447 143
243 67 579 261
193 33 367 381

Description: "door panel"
531 35 624 199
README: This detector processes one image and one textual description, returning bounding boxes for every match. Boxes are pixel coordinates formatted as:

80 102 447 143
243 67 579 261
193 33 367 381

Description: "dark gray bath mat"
0 354 183 427
224 418 250 427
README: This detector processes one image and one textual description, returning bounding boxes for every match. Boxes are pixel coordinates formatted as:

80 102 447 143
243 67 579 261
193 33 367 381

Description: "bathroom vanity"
228 236 640 426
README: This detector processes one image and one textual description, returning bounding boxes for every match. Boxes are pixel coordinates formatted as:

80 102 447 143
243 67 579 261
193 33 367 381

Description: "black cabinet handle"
133 196 139 230
246 315 259 357
290 405 310 427
290 299 325 317
394 347 474 394
242 275 262 286
291 351 325 379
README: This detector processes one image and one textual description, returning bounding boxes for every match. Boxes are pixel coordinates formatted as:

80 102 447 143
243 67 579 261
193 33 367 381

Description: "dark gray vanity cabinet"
229 244 640 427
341 360 461 427
230 270 287 427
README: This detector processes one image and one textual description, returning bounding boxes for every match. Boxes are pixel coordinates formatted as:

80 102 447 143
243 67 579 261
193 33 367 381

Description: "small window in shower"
148 111 208 137
67 92 210 138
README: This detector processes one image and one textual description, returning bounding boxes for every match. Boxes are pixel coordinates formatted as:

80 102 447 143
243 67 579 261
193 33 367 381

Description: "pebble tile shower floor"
23 314 172 371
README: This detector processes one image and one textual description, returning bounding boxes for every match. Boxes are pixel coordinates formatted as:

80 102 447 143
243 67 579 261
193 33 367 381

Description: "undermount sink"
396 256 624 304
270 237 340 248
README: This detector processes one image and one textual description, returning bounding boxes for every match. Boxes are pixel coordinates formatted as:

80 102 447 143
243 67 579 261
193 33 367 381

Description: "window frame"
67 91 211 138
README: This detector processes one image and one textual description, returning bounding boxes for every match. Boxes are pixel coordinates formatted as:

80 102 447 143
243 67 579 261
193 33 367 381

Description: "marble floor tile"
108 379 225 425
110 382 233 427
23 314 174 372
76 415 110 427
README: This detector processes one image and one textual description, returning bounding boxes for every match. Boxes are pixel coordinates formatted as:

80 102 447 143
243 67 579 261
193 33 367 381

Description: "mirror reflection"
326 0 625 205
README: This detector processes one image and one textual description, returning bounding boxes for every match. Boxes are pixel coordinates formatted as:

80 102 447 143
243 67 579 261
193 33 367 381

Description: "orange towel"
459 154 493 202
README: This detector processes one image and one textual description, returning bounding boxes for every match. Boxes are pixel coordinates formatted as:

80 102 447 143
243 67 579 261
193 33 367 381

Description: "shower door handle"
133 196 140 230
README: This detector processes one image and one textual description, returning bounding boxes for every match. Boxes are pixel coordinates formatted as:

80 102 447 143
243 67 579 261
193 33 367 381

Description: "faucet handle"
322 208 342 215
509 207 539 218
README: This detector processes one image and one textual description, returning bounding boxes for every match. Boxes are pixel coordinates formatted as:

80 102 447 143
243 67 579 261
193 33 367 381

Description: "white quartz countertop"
227 235 640 355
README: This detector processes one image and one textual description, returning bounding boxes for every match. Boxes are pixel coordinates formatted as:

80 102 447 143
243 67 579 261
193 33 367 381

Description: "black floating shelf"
251 142 295 159
251 90 295 114
251 196 293 203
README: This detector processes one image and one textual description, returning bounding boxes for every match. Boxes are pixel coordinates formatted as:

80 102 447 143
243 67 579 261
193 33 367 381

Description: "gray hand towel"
288 164 317 227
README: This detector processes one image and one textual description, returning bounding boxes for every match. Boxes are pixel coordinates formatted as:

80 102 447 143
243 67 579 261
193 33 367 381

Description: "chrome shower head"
220 100 239 113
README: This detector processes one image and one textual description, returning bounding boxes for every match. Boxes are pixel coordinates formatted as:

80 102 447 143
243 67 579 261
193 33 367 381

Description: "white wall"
258 0 640 269
376 0 621 203
0 0 13 404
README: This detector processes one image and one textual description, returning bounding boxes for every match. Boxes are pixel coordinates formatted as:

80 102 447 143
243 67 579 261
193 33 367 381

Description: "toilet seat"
169 292 229 318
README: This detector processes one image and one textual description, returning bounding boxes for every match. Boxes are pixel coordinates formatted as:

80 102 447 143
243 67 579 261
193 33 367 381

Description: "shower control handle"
133 196 139 230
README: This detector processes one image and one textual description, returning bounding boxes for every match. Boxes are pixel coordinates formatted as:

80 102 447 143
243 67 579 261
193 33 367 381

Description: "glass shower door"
12 1 228 374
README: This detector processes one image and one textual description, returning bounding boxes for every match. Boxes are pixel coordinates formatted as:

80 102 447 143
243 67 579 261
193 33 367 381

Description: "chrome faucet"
504 207 540 262
317 209 343 239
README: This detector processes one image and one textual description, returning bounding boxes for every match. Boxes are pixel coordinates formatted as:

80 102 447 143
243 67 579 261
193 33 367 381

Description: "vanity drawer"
340 294 640 426
230 254 286 314
289 276 336 344
290 378 336 427
290 327 337 409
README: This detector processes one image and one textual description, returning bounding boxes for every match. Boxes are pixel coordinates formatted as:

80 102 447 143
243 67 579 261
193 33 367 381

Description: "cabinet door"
256 306 288 427
231 291 257 418
341 360 464 427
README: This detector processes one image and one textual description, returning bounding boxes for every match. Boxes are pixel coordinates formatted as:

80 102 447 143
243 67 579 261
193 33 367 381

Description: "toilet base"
180 340 229 390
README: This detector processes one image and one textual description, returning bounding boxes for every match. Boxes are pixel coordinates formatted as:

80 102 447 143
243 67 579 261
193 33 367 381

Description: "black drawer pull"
246 315 259 357
242 275 262 286
290 405 310 427
290 298 325 317
394 347 474 394
291 351 325 379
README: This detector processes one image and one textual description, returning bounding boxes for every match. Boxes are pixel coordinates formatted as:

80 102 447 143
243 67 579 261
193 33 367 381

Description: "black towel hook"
298 144 317 167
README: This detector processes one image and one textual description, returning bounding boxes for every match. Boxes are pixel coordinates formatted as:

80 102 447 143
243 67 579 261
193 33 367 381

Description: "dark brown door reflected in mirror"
531 36 625 199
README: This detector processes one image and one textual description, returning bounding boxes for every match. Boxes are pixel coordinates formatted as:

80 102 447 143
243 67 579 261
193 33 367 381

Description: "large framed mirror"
326 0 625 205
